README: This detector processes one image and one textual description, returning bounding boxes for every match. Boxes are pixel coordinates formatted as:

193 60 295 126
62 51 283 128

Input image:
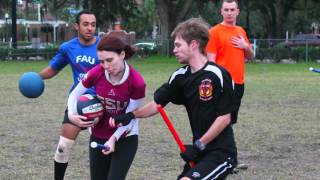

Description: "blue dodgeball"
19 72 44 98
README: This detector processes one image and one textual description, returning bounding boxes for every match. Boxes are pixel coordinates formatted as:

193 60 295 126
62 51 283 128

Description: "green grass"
0 57 319 179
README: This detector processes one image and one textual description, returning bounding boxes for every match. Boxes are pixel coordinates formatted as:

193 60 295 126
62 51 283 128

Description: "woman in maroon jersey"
67 34 146 180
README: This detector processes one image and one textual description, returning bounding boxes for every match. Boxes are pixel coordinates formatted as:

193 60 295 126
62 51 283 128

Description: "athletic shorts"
62 108 87 130
231 83 244 124
178 151 237 180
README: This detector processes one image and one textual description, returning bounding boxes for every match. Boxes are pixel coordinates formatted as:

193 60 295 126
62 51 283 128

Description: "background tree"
90 0 139 32
2 0 320 44
0 0 10 17
127 0 158 38
154 0 193 54
286 0 320 35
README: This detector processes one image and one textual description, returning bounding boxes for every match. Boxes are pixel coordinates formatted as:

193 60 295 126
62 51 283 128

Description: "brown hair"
171 18 209 54
97 33 137 59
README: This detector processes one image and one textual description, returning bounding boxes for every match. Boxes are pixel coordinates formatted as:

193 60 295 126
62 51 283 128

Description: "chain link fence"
139 37 320 63
1 38 319 62
0 41 57 61
250 39 320 63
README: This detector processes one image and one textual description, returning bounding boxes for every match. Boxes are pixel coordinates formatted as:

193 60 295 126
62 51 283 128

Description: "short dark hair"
171 18 209 54
222 0 239 8
75 10 95 24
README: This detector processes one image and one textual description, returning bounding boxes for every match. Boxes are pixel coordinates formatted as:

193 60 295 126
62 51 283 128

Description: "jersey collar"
104 62 130 86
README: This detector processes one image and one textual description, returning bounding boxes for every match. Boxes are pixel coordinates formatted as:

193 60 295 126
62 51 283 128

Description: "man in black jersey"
110 17 238 180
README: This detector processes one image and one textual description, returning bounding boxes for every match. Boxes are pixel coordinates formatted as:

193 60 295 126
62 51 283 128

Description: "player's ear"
120 50 126 60
74 23 79 31
236 8 240 16
190 40 199 49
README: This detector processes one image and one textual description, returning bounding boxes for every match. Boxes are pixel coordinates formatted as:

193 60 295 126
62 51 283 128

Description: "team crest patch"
199 79 213 101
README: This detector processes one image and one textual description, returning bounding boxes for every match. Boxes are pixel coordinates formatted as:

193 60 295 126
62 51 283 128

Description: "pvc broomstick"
309 67 320 73
90 142 110 151
156 104 195 167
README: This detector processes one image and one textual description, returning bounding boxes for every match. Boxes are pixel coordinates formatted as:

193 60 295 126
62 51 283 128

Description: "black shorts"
62 108 87 130
178 151 237 180
231 83 244 124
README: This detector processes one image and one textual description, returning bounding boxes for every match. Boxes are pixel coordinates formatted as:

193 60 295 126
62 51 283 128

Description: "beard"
79 33 94 43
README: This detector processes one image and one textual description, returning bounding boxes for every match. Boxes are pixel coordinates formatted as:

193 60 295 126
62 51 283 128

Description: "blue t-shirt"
49 36 100 94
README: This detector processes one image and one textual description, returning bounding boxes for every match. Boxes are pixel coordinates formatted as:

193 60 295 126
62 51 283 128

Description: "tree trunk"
24 0 30 19
155 0 171 55
155 0 194 55
275 0 284 38
245 0 250 37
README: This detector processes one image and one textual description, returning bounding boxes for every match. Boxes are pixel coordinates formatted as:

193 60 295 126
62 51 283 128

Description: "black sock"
54 161 68 180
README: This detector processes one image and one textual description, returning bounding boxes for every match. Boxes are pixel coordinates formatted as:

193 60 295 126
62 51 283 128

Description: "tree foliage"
126 0 158 38
1 0 320 40
90 0 139 31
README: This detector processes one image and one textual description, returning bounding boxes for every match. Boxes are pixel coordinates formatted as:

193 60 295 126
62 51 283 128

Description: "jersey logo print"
78 73 88 82
76 55 96 64
199 79 213 101
108 89 115 96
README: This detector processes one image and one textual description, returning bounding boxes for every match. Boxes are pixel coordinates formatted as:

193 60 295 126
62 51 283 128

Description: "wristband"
194 139 206 151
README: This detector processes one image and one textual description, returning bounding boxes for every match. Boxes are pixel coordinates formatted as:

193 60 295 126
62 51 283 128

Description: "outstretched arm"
109 101 159 127
132 101 159 118
39 66 59 79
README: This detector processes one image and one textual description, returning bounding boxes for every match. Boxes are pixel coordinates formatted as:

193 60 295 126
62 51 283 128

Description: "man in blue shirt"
39 10 99 180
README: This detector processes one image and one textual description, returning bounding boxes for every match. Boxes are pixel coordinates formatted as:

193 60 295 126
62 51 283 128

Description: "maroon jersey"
82 63 146 139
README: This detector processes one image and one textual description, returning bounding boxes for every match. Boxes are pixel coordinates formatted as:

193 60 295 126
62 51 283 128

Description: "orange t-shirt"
206 24 250 84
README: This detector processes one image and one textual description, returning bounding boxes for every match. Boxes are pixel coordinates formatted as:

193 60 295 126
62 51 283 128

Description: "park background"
0 0 320 62
0 0 320 179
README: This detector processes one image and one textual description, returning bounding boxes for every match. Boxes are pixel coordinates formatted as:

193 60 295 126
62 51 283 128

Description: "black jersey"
154 61 237 154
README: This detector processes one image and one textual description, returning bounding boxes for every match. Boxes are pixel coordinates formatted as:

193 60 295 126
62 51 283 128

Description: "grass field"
0 56 319 180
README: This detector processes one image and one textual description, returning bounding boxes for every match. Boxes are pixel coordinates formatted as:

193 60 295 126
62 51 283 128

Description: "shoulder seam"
169 66 188 84
204 64 223 88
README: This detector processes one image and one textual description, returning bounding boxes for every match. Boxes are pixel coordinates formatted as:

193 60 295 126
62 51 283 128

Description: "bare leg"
54 123 81 180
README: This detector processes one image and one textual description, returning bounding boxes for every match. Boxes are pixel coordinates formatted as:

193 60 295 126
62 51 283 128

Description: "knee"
54 136 75 163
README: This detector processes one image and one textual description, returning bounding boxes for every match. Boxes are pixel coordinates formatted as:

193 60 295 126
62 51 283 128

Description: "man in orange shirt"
206 0 253 123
